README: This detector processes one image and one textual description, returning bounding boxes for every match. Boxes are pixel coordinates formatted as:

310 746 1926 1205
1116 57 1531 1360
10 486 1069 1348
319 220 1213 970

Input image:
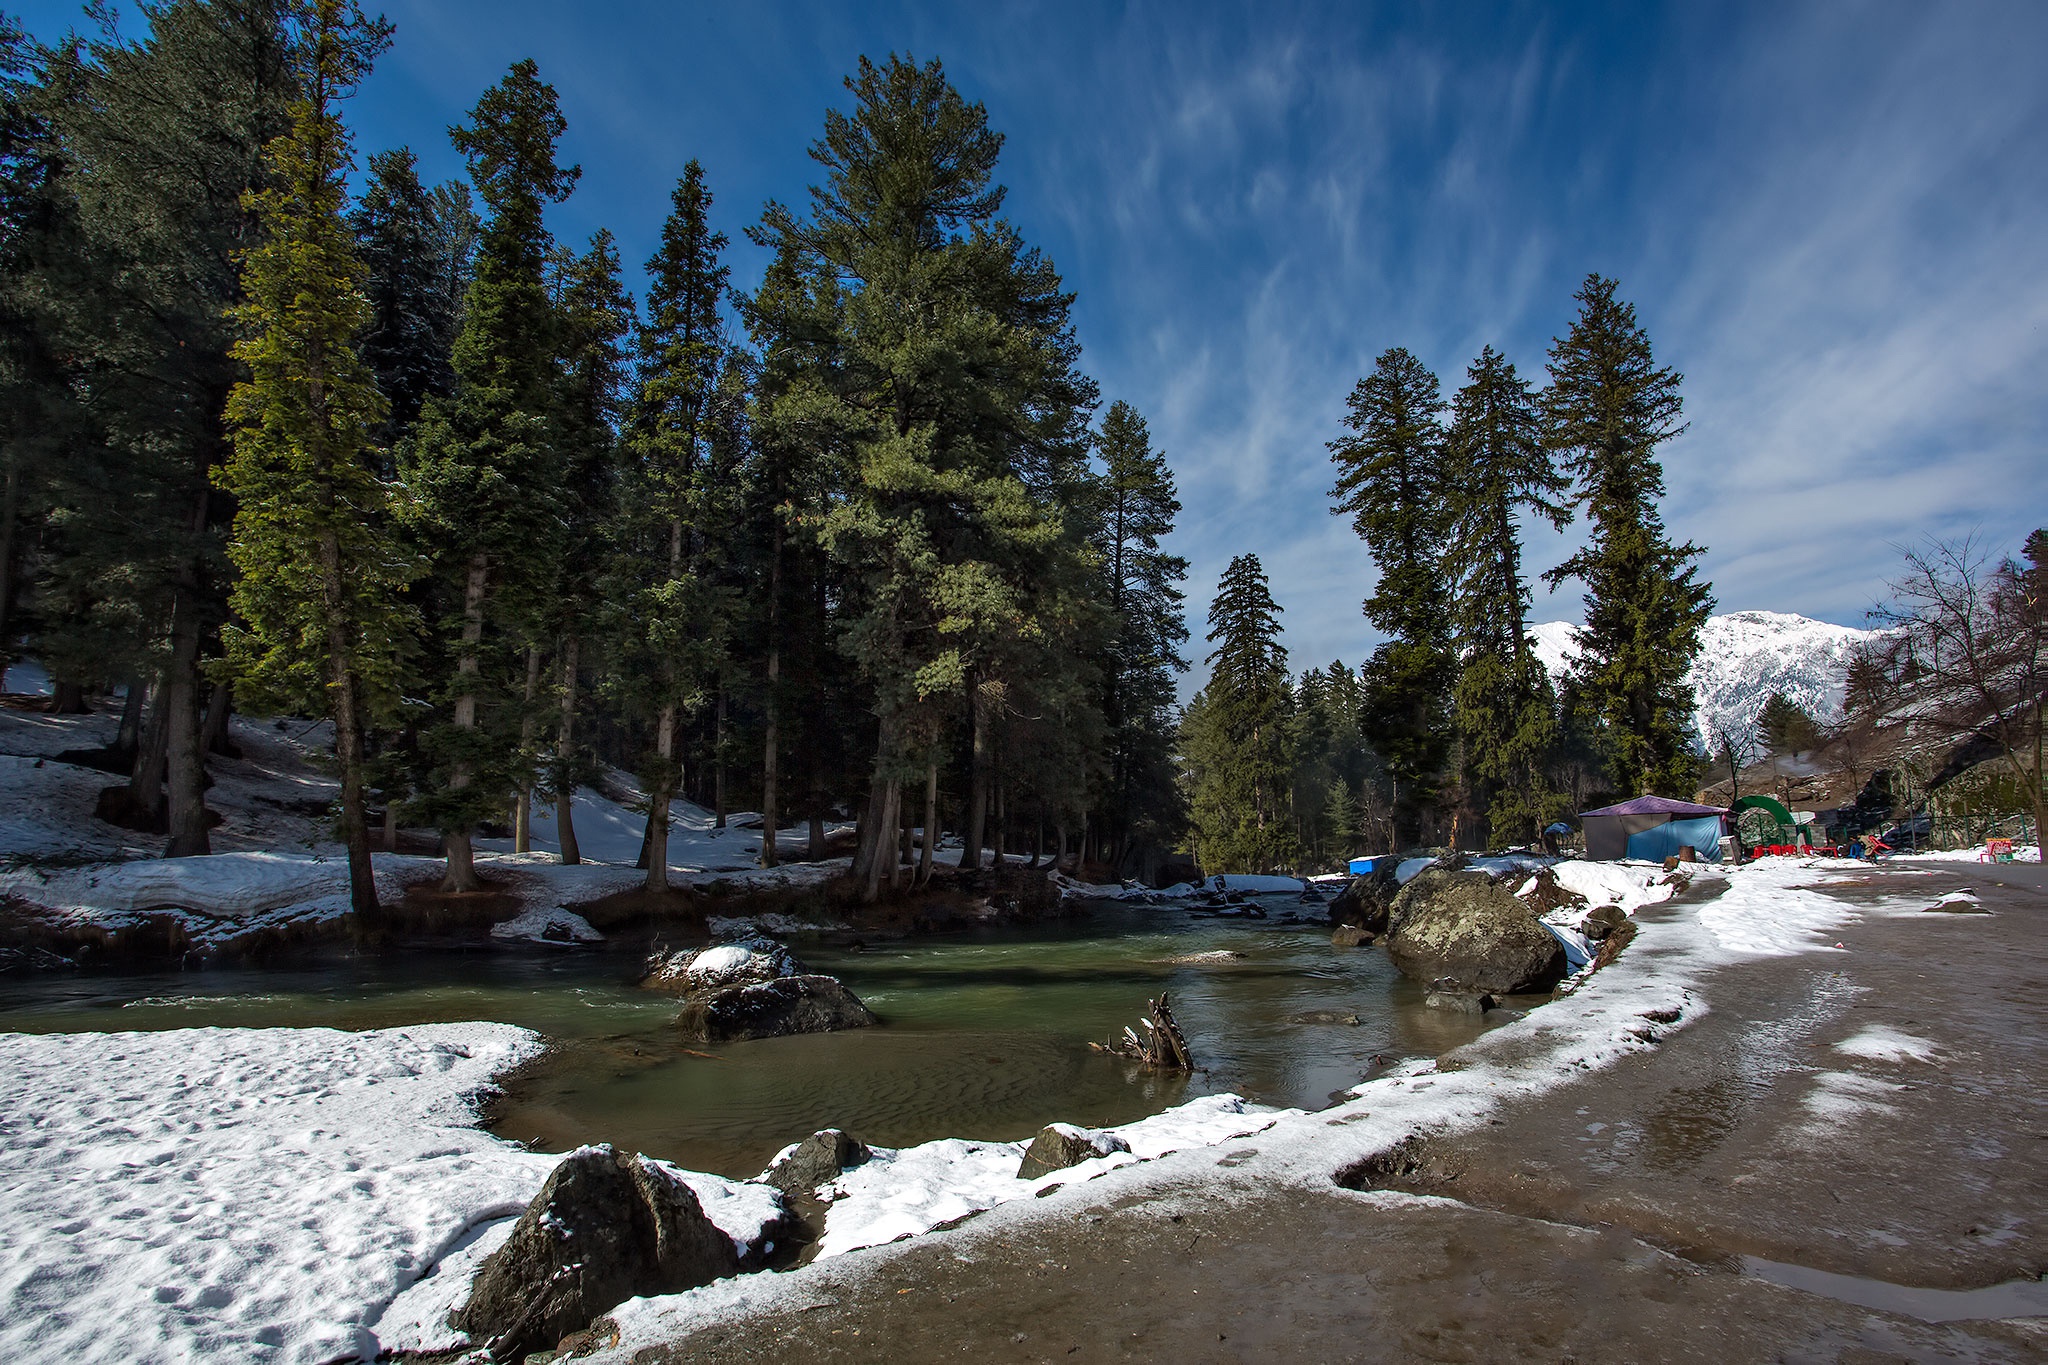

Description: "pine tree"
756 55 1096 899
537 229 632 863
1328 346 1454 845
350 147 465 456
1756 691 1820 754
1183 554 1294 872
29 0 301 853
1443 344 1570 845
1091 399 1189 866
401 59 578 891
219 0 408 924
1543 275 1713 796
616 159 730 891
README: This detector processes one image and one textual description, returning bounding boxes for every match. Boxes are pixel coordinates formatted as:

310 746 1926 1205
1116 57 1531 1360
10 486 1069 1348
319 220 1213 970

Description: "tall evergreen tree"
1090 399 1188 867
402 59 577 890
219 0 407 923
1183 553 1294 872
755 54 1096 900
30 0 301 852
617 159 730 891
350 146 465 455
538 229 632 863
1328 346 1453 845
1543 275 1712 796
1442 344 1570 845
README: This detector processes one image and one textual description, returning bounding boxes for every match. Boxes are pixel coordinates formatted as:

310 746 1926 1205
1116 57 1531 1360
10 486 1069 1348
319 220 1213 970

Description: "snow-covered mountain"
1527 611 1879 750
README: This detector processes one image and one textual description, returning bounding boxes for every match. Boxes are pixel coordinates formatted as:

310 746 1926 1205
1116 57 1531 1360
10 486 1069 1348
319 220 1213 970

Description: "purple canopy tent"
1578 795 1730 863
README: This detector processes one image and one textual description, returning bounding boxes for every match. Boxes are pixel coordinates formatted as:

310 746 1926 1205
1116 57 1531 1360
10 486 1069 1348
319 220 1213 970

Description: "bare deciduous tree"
1871 533 2046 851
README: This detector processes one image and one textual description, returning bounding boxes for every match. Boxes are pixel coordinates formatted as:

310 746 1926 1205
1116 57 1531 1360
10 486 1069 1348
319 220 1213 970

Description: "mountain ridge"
1528 610 1879 751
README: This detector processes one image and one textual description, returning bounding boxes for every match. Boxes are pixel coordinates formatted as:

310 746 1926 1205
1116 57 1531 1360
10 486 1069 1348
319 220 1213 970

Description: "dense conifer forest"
0 1 1717 900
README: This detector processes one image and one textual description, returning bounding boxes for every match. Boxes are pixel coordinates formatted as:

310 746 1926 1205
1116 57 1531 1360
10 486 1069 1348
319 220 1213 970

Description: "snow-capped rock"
1526 610 1880 750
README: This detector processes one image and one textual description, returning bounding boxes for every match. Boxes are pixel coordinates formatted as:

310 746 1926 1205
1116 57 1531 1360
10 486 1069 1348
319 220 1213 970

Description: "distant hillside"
1527 611 1880 750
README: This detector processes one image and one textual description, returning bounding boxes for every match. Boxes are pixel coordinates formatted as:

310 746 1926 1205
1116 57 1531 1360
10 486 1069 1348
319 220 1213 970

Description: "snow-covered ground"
0 1023 786 1364
1900 844 2041 863
1 700 855 950
0 856 1932 1362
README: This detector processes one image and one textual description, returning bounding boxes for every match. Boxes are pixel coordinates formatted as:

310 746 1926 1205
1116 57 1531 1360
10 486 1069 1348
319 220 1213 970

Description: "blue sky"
16 1 2047 689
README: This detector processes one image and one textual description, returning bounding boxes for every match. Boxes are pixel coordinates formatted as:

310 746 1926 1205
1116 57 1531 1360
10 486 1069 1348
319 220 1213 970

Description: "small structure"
1579 795 1729 863
1347 855 1391 875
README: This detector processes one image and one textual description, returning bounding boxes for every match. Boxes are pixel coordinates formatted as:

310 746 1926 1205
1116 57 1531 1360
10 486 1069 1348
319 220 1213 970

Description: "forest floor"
589 860 2048 1365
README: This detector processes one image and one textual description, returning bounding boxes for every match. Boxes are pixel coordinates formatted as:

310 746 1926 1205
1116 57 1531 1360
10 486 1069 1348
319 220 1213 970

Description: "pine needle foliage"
1443 344 1570 843
1328 346 1454 843
220 0 408 920
1543 274 1712 797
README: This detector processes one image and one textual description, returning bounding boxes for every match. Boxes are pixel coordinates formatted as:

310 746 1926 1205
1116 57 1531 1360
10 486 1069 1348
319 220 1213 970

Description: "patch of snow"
488 906 603 945
1800 1070 1908 1131
1833 1026 1939 1065
0 1024 785 1364
1695 858 1859 956
811 1094 1285 1260
1 658 52 694
1902 846 2041 864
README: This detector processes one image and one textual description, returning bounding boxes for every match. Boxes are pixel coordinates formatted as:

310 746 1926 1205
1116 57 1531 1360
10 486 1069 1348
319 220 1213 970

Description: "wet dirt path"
598 862 2046 1364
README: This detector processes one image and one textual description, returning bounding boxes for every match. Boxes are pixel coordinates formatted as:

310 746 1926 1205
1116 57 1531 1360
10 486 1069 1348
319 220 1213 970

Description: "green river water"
0 901 1504 1178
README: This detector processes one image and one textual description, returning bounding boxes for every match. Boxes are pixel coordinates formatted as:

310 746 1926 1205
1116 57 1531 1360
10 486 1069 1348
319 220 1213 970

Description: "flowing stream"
0 899 1509 1177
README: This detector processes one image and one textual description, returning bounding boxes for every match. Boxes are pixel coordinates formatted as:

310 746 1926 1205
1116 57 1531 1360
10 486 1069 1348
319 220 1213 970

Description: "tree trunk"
991 765 1007 868
917 756 937 887
200 678 235 758
713 684 728 829
318 526 380 925
513 645 541 853
644 702 678 893
556 635 581 865
115 676 147 760
48 681 89 715
0 453 16 661
162 586 210 858
760 523 781 868
129 671 170 819
383 797 399 852
960 678 987 870
440 552 489 893
883 777 904 894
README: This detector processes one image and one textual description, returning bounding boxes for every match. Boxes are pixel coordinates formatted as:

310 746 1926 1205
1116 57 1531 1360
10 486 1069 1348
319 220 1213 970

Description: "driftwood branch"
1090 992 1193 1071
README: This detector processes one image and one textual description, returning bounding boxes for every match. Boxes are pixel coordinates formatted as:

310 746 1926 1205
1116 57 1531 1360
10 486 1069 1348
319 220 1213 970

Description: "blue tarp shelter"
1579 795 1729 863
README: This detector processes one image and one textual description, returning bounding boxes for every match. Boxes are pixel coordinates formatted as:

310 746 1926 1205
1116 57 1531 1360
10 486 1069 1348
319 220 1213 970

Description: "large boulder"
1385 870 1565 995
679 974 878 1043
1016 1123 1131 1179
760 1128 870 1196
453 1145 737 1360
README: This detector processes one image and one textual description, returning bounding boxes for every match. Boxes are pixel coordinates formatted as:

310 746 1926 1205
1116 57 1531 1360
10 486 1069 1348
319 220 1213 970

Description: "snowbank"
1901 845 2041 864
812 1095 1287 1259
0 1023 785 1364
487 905 603 944
0 658 51 694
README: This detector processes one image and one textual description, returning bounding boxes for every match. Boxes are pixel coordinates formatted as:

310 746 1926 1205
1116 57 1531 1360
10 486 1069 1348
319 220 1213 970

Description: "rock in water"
1328 861 1400 933
1385 870 1565 995
678 974 878 1042
1017 1123 1132 1179
1330 925 1374 948
642 934 799 993
454 1145 738 1360
761 1128 870 1196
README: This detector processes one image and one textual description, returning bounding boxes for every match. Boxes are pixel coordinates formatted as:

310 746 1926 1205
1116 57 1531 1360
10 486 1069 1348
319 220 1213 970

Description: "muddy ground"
598 861 2046 1364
